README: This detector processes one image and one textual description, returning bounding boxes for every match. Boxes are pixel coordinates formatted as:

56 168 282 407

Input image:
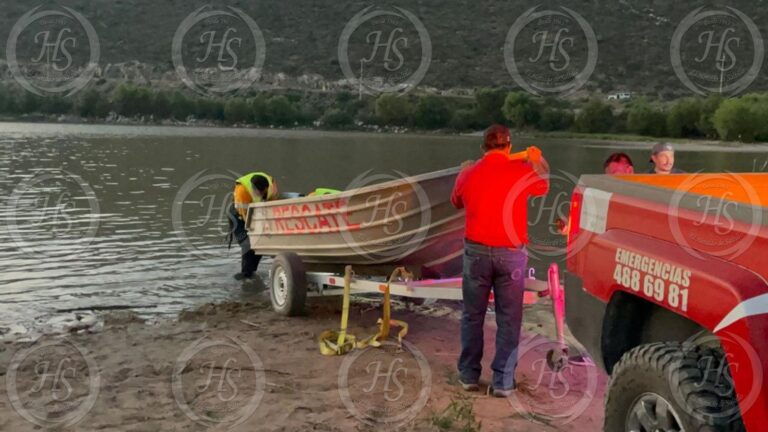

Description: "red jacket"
451 151 548 248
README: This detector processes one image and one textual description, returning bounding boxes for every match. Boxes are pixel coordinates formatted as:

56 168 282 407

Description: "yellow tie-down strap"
318 266 411 356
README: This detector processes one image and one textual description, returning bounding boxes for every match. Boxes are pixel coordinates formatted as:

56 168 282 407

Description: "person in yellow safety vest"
307 188 340 197
228 172 278 281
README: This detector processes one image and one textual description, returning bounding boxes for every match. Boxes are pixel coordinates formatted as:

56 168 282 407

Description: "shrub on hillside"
502 92 540 128
265 95 297 127
713 97 759 142
195 97 225 121
112 84 152 117
19 92 43 114
537 107 573 131
39 95 74 115
0 86 18 114
667 97 702 138
320 108 354 128
449 108 483 131
77 89 111 118
626 99 666 137
695 95 723 139
249 95 268 125
224 98 251 123
414 95 452 129
574 99 614 133
335 91 354 105
375 94 413 126
152 91 172 119
740 93 768 141
169 91 195 120
474 88 507 124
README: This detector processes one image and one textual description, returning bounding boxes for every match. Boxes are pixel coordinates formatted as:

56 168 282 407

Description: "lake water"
0 122 765 332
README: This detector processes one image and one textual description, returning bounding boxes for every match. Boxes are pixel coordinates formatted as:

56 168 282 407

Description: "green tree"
626 99 666 137
170 91 195 120
713 98 759 142
265 95 296 126
335 91 354 106
537 107 573 131
574 99 614 133
19 92 43 114
745 94 768 141
224 98 251 123
320 108 354 128
449 108 483 131
502 92 540 128
39 95 74 115
295 103 322 126
250 95 268 125
0 86 17 114
112 84 152 117
195 97 225 120
375 94 413 126
414 95 452 129
474 88 507 124
152 91 172 119
353 98 378 125
667 97 702 138
76 89 110 118
696 94 723 139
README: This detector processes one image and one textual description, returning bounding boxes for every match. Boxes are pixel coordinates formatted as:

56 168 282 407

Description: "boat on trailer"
242 165 562 364
242 166 552 318
244 166 466 279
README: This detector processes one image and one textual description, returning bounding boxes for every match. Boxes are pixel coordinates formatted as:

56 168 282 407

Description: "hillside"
1 0 767 98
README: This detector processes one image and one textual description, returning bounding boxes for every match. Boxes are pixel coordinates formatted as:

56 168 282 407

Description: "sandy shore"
0 283 607 431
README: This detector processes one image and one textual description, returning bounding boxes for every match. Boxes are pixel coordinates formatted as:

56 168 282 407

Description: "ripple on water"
0 133 245 331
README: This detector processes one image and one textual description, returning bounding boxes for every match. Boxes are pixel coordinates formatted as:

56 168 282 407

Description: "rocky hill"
1 0 767 98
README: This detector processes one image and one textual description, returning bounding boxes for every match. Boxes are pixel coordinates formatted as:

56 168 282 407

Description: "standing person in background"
649 143 685 174
556 152 635 235
228 172 278 281
604 152 635 175
451 125 550 397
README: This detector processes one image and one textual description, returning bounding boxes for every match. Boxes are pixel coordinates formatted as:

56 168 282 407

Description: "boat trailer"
266 252 570 368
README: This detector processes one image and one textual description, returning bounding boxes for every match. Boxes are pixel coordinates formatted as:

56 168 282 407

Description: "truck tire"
269 253 307 317
604 342 745 432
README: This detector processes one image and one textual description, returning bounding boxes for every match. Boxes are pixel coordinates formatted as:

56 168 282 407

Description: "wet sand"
0 284 606 432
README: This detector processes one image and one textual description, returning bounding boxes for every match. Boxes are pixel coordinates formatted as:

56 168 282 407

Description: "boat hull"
245 167 465 277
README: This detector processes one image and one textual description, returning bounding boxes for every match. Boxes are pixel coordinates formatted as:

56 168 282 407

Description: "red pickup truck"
564 173 767 431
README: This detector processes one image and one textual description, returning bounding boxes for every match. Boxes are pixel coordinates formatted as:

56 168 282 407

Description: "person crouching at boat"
228 172 278 281
450 124 550 397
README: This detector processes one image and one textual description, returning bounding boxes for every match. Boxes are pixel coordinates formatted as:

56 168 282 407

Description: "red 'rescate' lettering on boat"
259 199 361 234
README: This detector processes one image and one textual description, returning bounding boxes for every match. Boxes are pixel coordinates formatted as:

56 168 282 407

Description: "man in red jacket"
451 124 549 397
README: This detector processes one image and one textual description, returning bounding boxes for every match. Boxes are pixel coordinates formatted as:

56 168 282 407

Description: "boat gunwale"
246 166 462 209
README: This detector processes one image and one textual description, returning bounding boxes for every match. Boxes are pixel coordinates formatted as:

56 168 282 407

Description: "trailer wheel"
269 253 307 317
605 342 745 432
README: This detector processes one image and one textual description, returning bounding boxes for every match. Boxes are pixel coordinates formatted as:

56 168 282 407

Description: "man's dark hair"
603 152 633 170
251 175 270 195
483 124 511 151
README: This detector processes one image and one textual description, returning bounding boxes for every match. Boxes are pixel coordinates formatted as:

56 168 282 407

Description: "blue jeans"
458 240 527 390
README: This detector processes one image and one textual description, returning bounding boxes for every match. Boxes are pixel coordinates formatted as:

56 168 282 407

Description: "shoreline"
2 116 767 149
0 290 606 431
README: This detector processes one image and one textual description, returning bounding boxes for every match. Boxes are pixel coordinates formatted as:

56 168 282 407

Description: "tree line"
0 83 766 142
